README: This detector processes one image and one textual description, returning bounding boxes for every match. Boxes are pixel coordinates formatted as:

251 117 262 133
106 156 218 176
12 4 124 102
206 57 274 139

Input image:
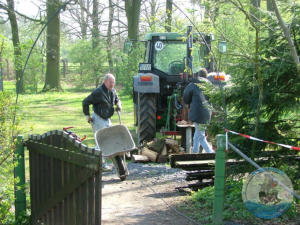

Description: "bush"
0 91 21 224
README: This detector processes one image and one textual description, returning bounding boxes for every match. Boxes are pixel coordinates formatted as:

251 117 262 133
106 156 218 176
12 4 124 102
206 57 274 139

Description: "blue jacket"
183 78 212 124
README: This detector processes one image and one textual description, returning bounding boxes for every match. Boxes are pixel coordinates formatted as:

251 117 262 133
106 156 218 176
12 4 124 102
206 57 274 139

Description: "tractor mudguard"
133 73 160 93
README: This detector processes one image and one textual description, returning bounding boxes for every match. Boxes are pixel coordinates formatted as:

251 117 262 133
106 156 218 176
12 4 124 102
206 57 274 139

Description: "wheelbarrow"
95 111 135 181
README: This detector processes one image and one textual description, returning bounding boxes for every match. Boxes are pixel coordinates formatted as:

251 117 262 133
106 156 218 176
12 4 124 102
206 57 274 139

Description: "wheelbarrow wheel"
114 155 128 181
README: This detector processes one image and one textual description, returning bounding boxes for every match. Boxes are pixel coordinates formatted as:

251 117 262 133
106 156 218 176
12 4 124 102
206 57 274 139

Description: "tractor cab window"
153 41 205 75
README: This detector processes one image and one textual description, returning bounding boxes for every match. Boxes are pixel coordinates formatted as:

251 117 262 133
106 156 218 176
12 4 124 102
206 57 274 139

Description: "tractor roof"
145 32 183 41
144 32 205 41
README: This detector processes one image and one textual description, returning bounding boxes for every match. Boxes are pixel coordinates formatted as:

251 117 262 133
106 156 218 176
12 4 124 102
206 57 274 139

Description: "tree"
125 0 141 41
92 0 100 86
6 0 24 93
107 0 114 73
43 0 62 91
66 0 91 39
271 0 300 77
79 0 90 39
165 0 172 32
142 0 159 32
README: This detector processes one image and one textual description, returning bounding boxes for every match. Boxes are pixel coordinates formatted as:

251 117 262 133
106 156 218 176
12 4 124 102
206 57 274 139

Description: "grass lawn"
4 81 135 147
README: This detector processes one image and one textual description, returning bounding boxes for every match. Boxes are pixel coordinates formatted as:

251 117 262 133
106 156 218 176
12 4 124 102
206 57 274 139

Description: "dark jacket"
183 78 212 124
82 83 120 119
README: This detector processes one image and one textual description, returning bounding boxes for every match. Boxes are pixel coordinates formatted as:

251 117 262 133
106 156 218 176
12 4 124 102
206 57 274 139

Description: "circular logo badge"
242 167 293 219
155 41 164 51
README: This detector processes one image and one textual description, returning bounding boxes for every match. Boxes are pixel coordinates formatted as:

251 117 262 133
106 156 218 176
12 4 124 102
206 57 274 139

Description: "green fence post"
213 134 226 225
14 135 26 220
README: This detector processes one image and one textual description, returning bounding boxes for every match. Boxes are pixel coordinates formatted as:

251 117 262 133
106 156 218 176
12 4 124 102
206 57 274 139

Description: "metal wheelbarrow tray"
95 124 136 157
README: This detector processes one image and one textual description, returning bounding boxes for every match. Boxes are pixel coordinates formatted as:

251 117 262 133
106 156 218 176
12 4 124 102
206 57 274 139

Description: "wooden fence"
26 130 102 225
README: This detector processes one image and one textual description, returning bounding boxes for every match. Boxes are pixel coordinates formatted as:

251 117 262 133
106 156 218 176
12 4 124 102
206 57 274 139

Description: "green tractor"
133 26 215 145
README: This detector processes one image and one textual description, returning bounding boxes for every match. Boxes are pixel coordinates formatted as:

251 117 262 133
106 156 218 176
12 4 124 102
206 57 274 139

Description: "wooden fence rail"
26 130 102 225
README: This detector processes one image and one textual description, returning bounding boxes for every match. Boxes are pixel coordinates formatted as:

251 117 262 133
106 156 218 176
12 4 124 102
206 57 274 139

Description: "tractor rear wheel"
137 93 156 145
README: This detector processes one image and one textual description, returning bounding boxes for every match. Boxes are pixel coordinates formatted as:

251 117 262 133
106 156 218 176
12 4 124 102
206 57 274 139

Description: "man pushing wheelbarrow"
82 73 135 181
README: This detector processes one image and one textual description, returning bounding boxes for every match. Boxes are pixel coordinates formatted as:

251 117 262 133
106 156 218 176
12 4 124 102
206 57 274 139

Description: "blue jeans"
192 123 214 153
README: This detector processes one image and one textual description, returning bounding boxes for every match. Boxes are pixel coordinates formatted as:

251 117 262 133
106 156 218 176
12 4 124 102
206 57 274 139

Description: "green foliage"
0 91 21 224
201 1 300 157
115 42 145 95
21 39 45 93
67 39 108 87
184 179 299 224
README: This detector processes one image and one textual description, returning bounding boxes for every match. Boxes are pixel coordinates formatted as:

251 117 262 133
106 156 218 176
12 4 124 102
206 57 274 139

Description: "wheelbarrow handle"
117 110 122 125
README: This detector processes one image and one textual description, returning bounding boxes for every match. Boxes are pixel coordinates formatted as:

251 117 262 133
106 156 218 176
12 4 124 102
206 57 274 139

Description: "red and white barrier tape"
225 129 300 151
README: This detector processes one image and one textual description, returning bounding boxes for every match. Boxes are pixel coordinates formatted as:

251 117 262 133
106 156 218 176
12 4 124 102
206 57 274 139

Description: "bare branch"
0 2 43 23
271 0 300 77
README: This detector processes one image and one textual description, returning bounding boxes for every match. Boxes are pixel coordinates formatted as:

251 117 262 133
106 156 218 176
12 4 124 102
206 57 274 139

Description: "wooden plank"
27 141 100 170
82 179 88 225
186 170 215 181
76 165 82 225
44 154 50 211
60 161 65 225
57 161 63 225
29 150 36 221
50 157 55 224
95 170 101 225
36 152 41 214
63 162 69 225
70 164 76 225
34 164 94 224
176 159 215 166
169 153 216 168
46 211 50 225
188 180 214 190
131 154 149 163
40 154 46 208
88 173 95 225
53 158 59 225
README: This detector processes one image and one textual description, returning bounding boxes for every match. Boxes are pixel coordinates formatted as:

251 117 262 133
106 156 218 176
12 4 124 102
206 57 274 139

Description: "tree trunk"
6 0 24 93
165 0 172 32
266 0 274 37
43 0 62 91
79 0 88 39
148 0 157 32
92 0 99 49
125 0 141 41
92 0 100 87
250 1 262 160
107 0 114 74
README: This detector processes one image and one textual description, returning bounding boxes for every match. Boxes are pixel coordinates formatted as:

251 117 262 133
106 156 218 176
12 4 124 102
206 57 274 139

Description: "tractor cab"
133 27 215 144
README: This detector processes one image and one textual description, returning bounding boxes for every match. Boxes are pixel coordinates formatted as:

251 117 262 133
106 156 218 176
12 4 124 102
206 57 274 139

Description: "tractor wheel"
137 93 156 145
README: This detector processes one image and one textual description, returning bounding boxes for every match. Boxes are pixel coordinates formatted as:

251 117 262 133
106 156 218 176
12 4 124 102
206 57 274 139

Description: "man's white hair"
104 73 115 80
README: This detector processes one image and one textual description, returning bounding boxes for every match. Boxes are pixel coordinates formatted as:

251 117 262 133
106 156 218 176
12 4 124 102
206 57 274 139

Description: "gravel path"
101 162 198 225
